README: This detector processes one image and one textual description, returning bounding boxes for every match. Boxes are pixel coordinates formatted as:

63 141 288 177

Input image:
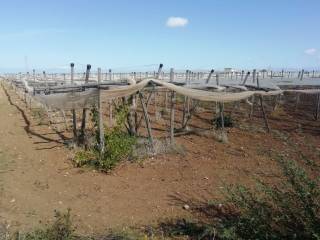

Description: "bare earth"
0 85 319 235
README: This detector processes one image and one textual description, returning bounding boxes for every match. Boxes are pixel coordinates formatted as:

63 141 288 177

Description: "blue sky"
0 0 319 72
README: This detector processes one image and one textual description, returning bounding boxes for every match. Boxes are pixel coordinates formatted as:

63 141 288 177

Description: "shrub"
73 103 136 172
99 129 136 170
15 209 86 240
164 156 320 240
214 115 233 129
221 157 320 240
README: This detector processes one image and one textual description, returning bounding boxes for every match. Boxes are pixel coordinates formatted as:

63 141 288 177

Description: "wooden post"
170 91 176 144
219 102 227 142
257 76 270 132
185 70 189 85
295 93 300 110
169 68 174 83
109 100 113 127
43 71 48 89
314 93 320 120
216 72 220 85
181 70 189 127
70 63 78 142
108 69 112 81
168 68 176 143
97 68 105 154
80 64 91 144
136 92 154 130
152 64 163 121
156 63 163 79
138 92 154 152
205 69 214 84
252 69 256 83
300 69 304 81
241 71 250 85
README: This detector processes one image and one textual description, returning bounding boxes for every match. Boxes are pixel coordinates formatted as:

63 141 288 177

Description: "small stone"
204 177 209 180
10 199 16 203
183 204 190 210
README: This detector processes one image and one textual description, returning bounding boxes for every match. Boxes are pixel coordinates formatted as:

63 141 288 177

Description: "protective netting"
2 77 320 111
285 89 320 94
34 89 99 110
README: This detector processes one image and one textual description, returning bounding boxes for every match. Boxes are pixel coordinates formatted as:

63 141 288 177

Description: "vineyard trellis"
1 63 320 155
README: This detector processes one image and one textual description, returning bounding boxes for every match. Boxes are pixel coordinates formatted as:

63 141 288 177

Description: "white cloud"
166 17 188 28
304 48 317 55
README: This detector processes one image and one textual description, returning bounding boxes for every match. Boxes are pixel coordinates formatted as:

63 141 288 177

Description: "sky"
0 0 319 72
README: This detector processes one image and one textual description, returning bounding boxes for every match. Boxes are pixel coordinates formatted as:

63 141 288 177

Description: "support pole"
219 102 227 142
70 63 78 143
80 64 91 145
156 63 163 79
98 68 105 154
170 91 176 144
170 68 176 145
295 93 300 110
216 72 220 85
314 93 320 120
109 100 113 127
252 69 256 84
300 69 304 81
257 76 270 132
138 92 154 152
241 71 251 85
136 91 154 131
241 70 244 82
169 68 174 83
43 71 48 89
108 69 112 81
205 69 214 84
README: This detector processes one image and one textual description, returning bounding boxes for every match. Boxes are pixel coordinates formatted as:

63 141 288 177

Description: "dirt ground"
0 84 319 235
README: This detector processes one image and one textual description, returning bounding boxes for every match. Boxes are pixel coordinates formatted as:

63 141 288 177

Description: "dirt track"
0 85 319 235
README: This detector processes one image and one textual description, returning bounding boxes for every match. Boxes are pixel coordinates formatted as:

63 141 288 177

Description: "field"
0 76 319 238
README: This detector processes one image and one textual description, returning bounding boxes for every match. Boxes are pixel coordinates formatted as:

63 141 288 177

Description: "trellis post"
79 64 91 145
300 69 304 81
252 69 256 83
257 76 270 132
205 69 214 84
97 68 105 155
70 63 78 143
315 93 320 120
138 92 154 153
168 68 175 142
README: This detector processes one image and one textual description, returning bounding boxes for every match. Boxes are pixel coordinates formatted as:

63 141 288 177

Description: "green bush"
214 115 233 129
218 157 320 240
164 156 320 240
73 103 136 172
99 129 136 170
15 209 85 240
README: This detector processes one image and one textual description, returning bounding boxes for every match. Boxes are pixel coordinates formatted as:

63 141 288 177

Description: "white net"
2 76 320 111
